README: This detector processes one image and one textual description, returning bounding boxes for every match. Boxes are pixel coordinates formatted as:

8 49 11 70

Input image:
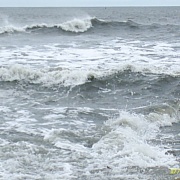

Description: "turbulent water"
0 7 180 180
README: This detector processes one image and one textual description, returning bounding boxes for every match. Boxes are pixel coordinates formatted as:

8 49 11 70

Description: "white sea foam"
0 103 179 179
59 18 92 32
0 39 179 87
40 110 179 179
0 25 25 34
0 106 11 113
0 141 76 180
77 111 178 179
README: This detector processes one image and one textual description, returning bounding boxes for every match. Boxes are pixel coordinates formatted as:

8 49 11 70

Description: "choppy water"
0 7 180 180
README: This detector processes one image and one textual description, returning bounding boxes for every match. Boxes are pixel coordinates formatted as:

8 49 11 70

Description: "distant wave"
0 25 26 34
0 18 95 34
0 18 93 34
0 17 164 35
91 18 140 27
26 18 93 33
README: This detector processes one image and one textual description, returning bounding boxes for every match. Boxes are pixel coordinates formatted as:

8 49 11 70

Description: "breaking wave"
0 17 164 35
0 64 179 87
0 65 97 86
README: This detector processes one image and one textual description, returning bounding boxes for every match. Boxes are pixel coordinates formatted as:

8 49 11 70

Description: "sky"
0 0 180 7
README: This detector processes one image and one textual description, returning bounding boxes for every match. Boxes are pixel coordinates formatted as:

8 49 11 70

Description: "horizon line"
0 5 180 7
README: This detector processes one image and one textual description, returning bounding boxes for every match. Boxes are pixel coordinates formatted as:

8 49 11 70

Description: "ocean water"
0 7 180 180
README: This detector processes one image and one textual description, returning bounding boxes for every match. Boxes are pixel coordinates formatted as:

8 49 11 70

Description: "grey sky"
0 0 180 7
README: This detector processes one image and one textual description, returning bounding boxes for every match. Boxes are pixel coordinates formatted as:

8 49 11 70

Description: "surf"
0 17 171 35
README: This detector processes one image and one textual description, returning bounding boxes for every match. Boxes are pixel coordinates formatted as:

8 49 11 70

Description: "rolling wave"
0 64 179 87
0 19 92 34
0 17 166 35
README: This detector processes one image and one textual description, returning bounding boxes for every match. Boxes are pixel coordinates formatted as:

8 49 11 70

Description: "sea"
0 7 180 180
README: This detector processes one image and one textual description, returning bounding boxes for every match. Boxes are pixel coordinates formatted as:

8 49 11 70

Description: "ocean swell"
0 18 93 34
0 65 98 86
0 17 164 35
0 64 179 87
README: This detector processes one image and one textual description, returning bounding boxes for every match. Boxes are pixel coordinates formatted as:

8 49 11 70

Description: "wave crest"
59 18 92 33
0 65 97 86
0 17 144 35
0 25 25 34
0 64 179 87
0 18 93 35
